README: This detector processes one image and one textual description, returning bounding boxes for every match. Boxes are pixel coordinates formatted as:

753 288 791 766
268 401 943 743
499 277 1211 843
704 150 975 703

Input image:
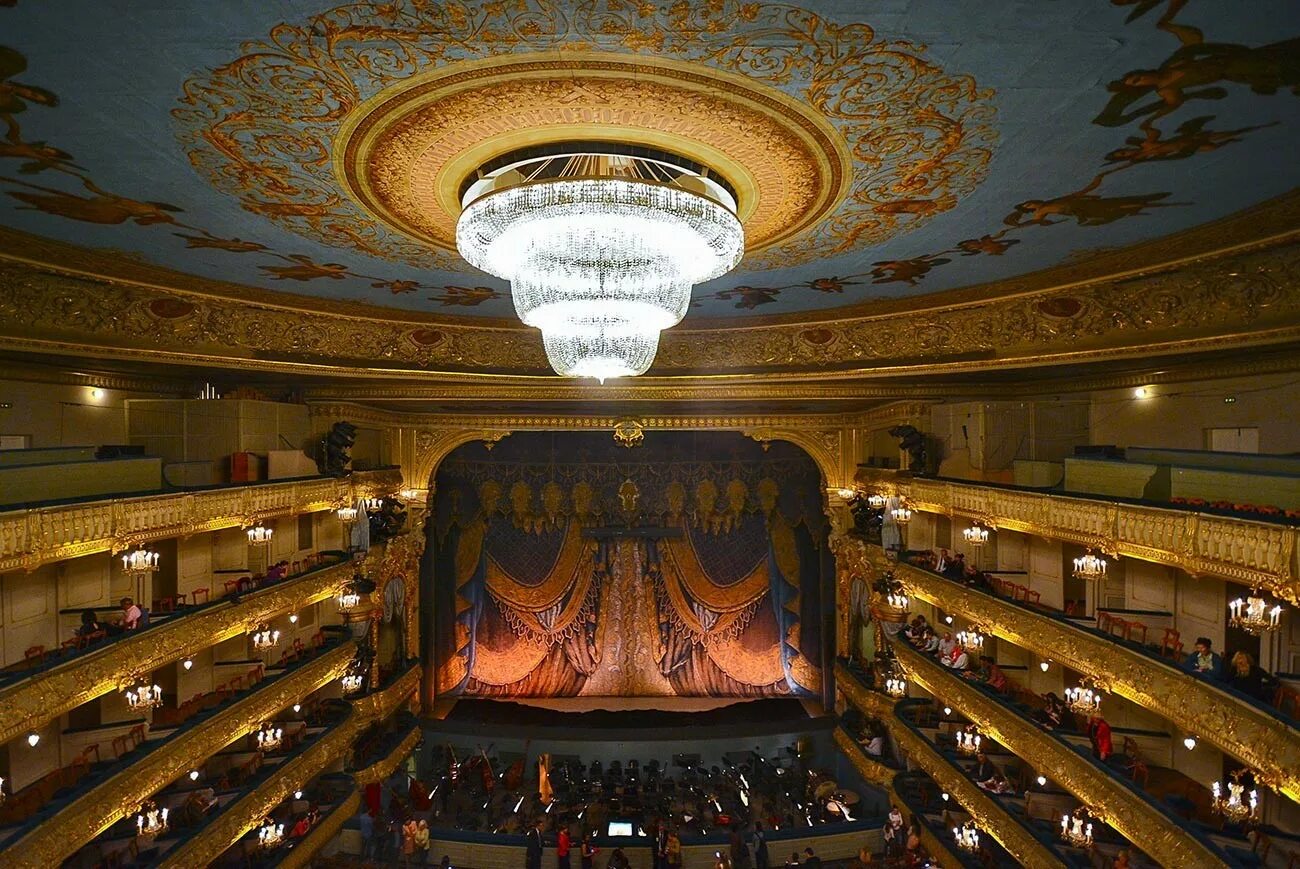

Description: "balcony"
0 556 361 745
836 661 1070 868
3 636 357 869
854 468 1298 595
866 543 1300 803
155 664 420 867
890 639 1236 868
0 467 402 573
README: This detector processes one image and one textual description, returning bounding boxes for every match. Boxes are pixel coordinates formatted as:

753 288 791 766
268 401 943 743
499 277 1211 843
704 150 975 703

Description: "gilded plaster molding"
276 789 360 869
157 665 421 868
5 641 358 869
891 640 1231 869
853 471 1300 602
0 469 402 573
836 663 1067 868
881 551 1300 802
0 558 365 746
353 724 423 787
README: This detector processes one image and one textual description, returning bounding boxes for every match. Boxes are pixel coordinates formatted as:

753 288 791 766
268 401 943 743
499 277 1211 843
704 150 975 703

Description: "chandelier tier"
456 145 744 381
1229 590 1283 635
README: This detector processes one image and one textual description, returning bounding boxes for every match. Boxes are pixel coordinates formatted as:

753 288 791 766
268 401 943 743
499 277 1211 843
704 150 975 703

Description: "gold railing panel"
877 548 1300 802
5 640 358 869
158 665 421 868
0 468 402 572
835 663 1068 868
274 790 360 869
0 557 361 745
855 470 1299 600
891 641 1231 869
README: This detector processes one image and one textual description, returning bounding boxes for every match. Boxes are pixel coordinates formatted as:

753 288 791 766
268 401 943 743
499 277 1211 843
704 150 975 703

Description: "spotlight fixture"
1229 589 1283 635
1072 548 1107 580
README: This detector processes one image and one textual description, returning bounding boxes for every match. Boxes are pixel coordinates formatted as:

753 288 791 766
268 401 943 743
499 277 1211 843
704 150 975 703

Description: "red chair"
1126 621 1148 645
190 587 209 605
1097 611 1113 634
24 645 45 668
152 596 176 613
1024 589 1041 606
1109 616 1130 639
1275 684 1300 719
223 579 242 598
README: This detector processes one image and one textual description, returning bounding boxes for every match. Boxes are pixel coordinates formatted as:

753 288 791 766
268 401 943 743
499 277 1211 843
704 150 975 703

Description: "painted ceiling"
1 0 1299 326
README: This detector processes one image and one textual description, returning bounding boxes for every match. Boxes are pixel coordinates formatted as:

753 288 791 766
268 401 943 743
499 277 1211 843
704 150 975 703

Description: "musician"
526 820 544 869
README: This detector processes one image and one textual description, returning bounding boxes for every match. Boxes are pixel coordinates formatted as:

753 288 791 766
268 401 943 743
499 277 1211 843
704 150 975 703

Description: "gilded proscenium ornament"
836 662 1068 869
855 469 1299 603
882 549 1300 803
157 665 421 869
0 556 365 747
4 641 358 869
891 641 1232 869
362 531 426 661
831 727 965 869
0 468 401 574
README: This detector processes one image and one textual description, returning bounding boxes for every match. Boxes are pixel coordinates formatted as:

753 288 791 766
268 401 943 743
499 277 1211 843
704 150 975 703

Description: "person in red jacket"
557 825 572 869
1088 714 1113 761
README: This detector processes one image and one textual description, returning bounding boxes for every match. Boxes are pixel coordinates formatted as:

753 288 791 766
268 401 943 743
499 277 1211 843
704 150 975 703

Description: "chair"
1024 589 1042 606
1274 684 1300 719
24 645 45 668
1125 621 1148 645
1096 611 1113 634
223 579 242 598
152 596 176 613
190 586 210 605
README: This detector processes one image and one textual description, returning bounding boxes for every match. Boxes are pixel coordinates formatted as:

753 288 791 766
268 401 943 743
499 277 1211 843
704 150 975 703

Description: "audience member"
969 752 996 783
1183 637 1222 679
802 847 822 869
966 656 1007 692
608 848 630 869
1087 714 1113 762
1034 693 1067 730
118 597 142 631
752 821 769 869
936 632 957 659
75 608 103 641
1227 650 1276 701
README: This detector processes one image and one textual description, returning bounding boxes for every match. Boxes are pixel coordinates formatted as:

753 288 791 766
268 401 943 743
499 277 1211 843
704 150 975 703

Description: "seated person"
76 607 104 638
1227 650 1277 701
979 772 1013 794
965 656 1008 692
920 629 940 654
969 752 996 783
936 631 957 659
1034 693 1066 730
118 597 143 631
942 553 966 581
943 646 969 670
180 788 215 826
1183 637 1222 679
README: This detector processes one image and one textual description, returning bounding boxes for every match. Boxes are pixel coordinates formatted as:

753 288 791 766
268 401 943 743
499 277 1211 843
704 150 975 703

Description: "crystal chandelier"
341 670 365 694
885 675 907 697
256 723 283 752
1212 771 1259 823
121 547 160 580
246 521 273 548
956 726 982 755
251 625 280 651
1065 680 1103 715
456 145 744 381
258 818 285 848
1073 549 1107 579
336 504 359 525
866 493 887 510
124 678 162 713
886 590 909 610
1060 809 1094 847
962 524 989 546
890 505 913 524
953 822 980 852
137 801 169 838
956 629 985 654
338 589 362 610
1229 590 1283 635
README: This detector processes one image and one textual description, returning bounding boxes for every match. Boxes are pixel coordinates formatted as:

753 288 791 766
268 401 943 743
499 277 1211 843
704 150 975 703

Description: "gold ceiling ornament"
177 2 993 271
612 418 645 449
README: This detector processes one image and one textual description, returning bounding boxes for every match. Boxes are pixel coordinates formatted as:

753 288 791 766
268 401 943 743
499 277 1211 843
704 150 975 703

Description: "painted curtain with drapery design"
429 432 827 698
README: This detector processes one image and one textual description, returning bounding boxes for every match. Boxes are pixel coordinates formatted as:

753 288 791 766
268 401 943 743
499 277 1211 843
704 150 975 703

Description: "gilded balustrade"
831 728 964 869
876 547 1300 803
4 640 358 869
891 641 1232 869
0 468 402 573
855 469 1299 601
158 665 421 868
0 555 364 746
835 662 1068 868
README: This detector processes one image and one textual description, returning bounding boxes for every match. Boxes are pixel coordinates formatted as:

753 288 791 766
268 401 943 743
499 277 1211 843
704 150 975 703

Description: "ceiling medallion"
456 145 743 379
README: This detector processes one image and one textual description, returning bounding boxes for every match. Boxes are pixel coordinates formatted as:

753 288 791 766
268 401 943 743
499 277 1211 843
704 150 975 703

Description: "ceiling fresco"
1 0 1298 325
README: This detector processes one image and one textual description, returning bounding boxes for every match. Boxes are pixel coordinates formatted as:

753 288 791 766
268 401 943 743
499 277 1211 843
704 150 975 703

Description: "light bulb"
1184 736 1197 750
1039 661 1050 672
941 792 949 802
943 706 952 716
183 658 194 670
1036 775 1047 786
1134 386 1150 399
189 769 200 781
944 616 953 625
292 703 301 713
27 732 40 747
294 790 303 800
289 613 298 624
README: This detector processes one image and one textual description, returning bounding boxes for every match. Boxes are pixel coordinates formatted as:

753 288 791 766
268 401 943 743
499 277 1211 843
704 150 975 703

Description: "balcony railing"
0 557 360 746
890 639 1235 869
870 545 1300 803
836 661 1069 868
0 467 402 573
4 638 357 869
854 468 1298 597
156 664 421 868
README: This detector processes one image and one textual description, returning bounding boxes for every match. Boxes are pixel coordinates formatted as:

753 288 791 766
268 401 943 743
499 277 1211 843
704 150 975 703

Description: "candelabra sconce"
884 675 907 698
866 493 887 510
1060 808 1095 847
258 818 285 848
955 628 985 654
1072 548 1107 580
251 624 281 651
337 589 362 610
341 668 366 695
358 496 383 513
256 723 283 752
124 677 162 713
886 590 909 610
961 524 989 547
120 546 160 581
955 725 982 755
1229 589 1283 635
836 487 857 502
1212 770 1259 823
136 800 169 838
246 521 274 549
336 503 359 526
953 821 980 852
889 504 913 525
1064 678 1104 715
